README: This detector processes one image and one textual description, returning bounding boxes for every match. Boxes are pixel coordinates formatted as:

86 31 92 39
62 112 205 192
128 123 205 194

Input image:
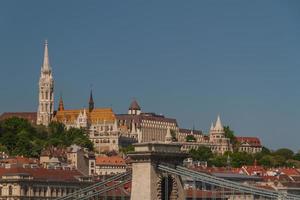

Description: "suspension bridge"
56 143 300 200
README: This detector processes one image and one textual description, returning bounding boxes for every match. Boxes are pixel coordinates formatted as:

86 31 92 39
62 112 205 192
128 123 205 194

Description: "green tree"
223 126 238 150
189 146 213 161
230 152 254 167
210 155 227 167
293 153 300 161
120 145 135 154
186 135 196 142
259 155 273 167
0 118 95 157
273 148 294 160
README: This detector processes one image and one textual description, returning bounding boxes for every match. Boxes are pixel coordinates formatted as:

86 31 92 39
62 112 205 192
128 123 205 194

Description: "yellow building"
53 92 120 153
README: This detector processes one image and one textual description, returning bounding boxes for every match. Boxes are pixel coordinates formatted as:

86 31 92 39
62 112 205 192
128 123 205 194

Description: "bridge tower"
128 142 187 200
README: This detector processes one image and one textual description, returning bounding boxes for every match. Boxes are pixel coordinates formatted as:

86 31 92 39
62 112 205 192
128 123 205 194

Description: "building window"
8 185 13 196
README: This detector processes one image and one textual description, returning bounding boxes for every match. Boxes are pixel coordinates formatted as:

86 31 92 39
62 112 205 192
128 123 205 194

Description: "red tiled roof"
96 156 126 166
236 137 262 147
190 166 240 174
241 165 266 176
279 168 300 176
0 112 37 124
0 156 39 165
0 167 83 182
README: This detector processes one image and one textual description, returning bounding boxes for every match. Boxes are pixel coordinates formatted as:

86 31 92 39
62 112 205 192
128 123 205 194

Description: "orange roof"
96 156 126 166
55 108 115 123
1 156 39 165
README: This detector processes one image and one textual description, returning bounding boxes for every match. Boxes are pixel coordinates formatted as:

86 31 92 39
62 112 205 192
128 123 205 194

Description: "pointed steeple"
210 122 214 131
42 40 51 73
215 115 223 131
58 94 64 111
165 127 172 143
89 90 94 112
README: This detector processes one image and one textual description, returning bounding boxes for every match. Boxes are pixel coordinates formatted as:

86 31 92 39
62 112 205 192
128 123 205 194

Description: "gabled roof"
236 137 262 147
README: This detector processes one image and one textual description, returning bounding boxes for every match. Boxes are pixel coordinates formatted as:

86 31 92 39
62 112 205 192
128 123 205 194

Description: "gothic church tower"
37 40 54 126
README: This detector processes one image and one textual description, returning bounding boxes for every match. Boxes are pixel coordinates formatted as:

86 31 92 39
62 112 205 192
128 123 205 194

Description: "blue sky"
0 1 300 151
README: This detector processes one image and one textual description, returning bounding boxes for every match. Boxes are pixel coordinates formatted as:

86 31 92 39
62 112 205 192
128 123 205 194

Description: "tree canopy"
186 135 196 142
0 117 93 157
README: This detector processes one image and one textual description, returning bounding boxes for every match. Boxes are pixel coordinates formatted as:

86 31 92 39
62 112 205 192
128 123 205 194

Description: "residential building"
236 137 262 154
95 156 127 175
0 167 90 200
66 145 96 176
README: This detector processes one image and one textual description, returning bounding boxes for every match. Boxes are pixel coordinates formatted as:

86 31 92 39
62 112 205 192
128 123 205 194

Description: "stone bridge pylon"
128 142 188 200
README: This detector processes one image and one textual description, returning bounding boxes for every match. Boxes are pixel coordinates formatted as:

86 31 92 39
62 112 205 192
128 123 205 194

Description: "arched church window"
42 91 44 99
45 91 48 99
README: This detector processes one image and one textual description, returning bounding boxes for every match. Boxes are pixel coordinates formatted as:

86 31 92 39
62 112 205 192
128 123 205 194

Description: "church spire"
37 40 54 126
214 115 223 131
58 94 64 111
89 90 94 112
42 40 51 73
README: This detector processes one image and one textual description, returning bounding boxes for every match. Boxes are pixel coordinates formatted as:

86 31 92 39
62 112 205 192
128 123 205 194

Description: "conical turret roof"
129 99 141 110
214 115 224 131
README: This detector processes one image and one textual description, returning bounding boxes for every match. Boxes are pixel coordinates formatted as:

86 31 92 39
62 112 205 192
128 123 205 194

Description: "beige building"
95 156 127 175
117 100 179 143
236 137 262 154
178 116 232 155
0 167 90 200
53 94 121 153
208 115 232 154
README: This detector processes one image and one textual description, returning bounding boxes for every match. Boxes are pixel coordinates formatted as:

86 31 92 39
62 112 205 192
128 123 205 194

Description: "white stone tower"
37 40 54 126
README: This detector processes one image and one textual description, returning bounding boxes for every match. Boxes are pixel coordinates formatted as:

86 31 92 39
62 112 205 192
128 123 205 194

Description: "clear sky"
0 1 299 151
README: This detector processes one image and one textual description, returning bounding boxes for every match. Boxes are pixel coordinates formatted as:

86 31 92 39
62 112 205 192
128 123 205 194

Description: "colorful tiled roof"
55 108 115 124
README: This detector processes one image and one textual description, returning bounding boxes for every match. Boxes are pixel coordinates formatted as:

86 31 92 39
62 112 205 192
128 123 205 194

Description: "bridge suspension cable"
56 171 131 200
158 164 300 200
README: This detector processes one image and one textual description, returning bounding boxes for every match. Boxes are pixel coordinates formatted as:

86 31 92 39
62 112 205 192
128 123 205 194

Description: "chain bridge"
56 143 300 200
